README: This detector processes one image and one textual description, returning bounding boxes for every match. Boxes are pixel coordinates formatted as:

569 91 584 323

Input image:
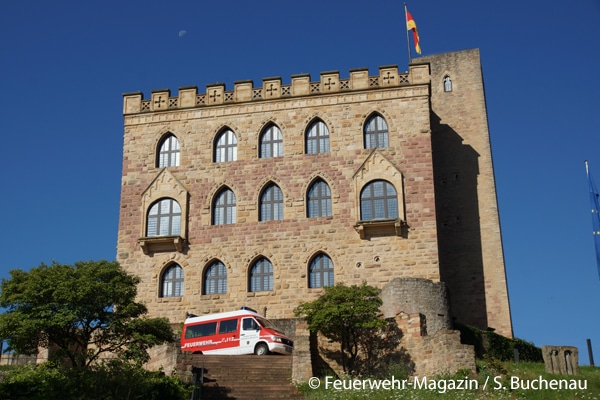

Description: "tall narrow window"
161 264 184 297
444 76 453 92
364 115 389 149
309 253 334 288
215 129 238 162
249 258 274 292
259 125 283 158
204 261 227 295
147 198 181 236
157 134 180 167
305 120 330 154
307 179 332 218
260 184 283 221
360 180 398 220
213 188 236 225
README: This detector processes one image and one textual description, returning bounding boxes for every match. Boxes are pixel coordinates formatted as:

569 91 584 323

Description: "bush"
0 361 189 400
455 323 543 362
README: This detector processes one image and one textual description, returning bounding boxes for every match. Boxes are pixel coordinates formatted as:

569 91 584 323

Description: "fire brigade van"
180 307 293 355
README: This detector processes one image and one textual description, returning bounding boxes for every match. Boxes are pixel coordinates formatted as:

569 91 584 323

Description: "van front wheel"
254 343 269 356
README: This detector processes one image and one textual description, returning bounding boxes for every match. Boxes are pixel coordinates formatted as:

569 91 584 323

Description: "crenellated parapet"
123 63 431 115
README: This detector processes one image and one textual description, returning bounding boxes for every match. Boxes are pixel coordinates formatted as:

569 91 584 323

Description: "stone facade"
117 49 512 344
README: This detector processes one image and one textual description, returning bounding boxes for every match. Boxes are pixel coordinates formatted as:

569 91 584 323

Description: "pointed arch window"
215 129 238 162
204 261 227 295
249 258 273 292
213 188 236 225
157 134 180 167
147 198 181 236
161 264 184 297
309 253 334 288
260 184 283 221
444 76 453 92
307 179 332 218
259 124 283 158
360 180 398 220
305 120 330 154
364 115 389 149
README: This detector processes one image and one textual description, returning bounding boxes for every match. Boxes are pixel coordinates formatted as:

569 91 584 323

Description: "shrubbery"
455 323 543 362
0 360 189 400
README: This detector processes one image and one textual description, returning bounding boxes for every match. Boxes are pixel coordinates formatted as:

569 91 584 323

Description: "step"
188 354 303 400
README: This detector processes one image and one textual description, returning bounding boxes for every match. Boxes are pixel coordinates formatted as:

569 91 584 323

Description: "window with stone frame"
308 253 334 288
249 258 273 292
161 264 184 297
305 120 330 154
214 129 238 162
363 114 389 149
259 124 283 158
157 134 180 168
204 261 227 295
259 184 283 221
444 76 453 92
146 198 181 236
213 188 236 225
307 179 332 218
360 180 399 220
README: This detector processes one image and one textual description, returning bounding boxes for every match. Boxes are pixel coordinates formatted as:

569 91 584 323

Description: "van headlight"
271 336 282 342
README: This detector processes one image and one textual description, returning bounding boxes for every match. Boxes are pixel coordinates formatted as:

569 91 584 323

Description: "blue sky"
1 0 599 365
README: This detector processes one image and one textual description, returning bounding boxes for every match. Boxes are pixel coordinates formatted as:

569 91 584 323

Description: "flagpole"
585 160 600 280
404 3 412 64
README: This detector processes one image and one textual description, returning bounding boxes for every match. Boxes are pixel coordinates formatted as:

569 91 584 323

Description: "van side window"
242 318 259 331
219 319 238 334
185 322 217 339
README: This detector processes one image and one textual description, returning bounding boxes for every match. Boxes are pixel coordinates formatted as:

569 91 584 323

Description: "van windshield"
256 317 277 330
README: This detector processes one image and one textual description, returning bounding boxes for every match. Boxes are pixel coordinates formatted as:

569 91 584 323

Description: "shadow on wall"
430 111 488 331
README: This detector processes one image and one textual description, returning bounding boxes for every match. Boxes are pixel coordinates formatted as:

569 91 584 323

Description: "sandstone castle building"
117 49 512 346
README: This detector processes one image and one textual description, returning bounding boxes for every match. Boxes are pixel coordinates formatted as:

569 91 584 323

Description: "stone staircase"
191 354 304 400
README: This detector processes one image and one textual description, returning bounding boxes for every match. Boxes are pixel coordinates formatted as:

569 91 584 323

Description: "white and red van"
180 307 294 355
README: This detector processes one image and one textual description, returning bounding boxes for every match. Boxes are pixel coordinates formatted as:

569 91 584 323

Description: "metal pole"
404 3 412 64
587 338 595 367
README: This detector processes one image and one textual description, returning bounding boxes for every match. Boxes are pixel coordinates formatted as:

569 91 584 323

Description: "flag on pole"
406 8 421 55
585 160 600 279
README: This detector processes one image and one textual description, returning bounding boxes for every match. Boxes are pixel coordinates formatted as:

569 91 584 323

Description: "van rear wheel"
254 343 269 356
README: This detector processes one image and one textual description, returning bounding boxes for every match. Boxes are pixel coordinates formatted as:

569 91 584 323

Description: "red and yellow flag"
406 9 421 54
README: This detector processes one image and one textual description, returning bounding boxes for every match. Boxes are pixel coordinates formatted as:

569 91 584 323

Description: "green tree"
294 282 403 375
0 260 174 368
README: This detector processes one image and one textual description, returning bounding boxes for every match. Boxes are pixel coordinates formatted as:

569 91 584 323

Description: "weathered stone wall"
117 65 439 323
396 312 475 376
117 49 512 349
542 345 579 375
380 277 452 334
416 49 513 337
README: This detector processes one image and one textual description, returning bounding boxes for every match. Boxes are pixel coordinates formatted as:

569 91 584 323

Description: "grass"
298 361 600 400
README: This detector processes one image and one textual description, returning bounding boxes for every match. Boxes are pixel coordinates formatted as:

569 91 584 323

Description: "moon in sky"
178 30 187 38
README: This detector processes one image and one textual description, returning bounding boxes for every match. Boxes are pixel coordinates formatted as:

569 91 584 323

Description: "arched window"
360 180 398 220
161 264 184 297
249 258 273 292
215 129 238 162
213 188 236 225
309 253 334 288
259 124 283 158
364 115 389 149
307 179 332 218
260 184 283 221
204 261 227 295
147 198 181 236
157 134 180 167
305 120 330 154
444 76 453 92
